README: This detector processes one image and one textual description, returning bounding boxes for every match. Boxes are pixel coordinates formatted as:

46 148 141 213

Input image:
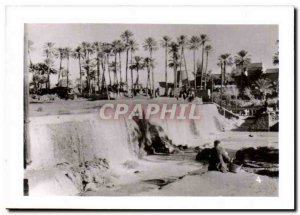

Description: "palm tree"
219 53 233 85
218 53 232 107
255 79 272 101
30 62 56 92
92 42 103 91
81 42 94 94
143 37 158 94
111 40 123 91
132 56 144 86
234 50 251 74
121 30 134 87
205 69 215 101
168 42 180 97
110 61 118 85
204 45 213 89
199 34 209 89
128 39 139 89
117 41 125 88
81 42 94 59
97 50 110 99
160 36 172 95
177 35 190 88
273 40 279 66
43 42 56 91
102 43 112 86
82 58 96 94
28 40 35 65
56 47 66 87
64 47 72 89
189 36 201 89
72 46 84 94
143 57 155 97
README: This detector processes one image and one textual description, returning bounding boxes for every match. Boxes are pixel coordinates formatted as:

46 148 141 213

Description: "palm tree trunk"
204 52 209 90
183 50 190 87
87 67 90 95
151 67 155 96
179 48 183 89
173 58 177 98
119 52 122 91
86 54 91 95
125 48 129 86
135 68 139 85
97 57 100 92
47 68 50 92
224 62 227 86
147 67 151 97
100 57 110 99
107 54 111 86
211 76 214 102
66 56 69 89
114 54 117 85
200 44 205 89
220 63 223 108
150 50 154 95
165 45 168 96
101 58 105 90
115 53 119 95
79 57 82 94
130 50 134 89
58 57 62 86
193 49 196 89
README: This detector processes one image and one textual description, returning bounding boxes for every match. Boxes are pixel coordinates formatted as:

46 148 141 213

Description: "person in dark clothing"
208 140 232 173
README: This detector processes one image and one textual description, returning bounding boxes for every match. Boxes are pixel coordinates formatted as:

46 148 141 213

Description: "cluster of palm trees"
165 34 212 94
29 30 214 97
216 44 279 104
29 30 279 102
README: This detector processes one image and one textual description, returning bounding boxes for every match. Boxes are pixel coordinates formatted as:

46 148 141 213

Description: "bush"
212 91 221 104
267 97 279 106
231 98 264 107
243 87 254 100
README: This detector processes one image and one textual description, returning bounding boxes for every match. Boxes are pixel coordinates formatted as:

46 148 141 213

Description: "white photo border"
4 5 295 210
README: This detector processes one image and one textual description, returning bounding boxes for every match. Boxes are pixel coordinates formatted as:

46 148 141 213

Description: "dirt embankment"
25 102 278 196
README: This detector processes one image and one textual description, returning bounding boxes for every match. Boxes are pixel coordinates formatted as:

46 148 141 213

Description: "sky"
26 24 278 86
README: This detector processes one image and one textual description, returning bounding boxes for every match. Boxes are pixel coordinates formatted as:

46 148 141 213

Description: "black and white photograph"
24 23 280 197
2 5 295 210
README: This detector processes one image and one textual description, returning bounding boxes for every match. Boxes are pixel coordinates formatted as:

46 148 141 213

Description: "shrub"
243 87 254 100
231 98 264 107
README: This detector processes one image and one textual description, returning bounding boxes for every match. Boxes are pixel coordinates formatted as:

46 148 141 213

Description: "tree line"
28 30 214 96
28 30 279 101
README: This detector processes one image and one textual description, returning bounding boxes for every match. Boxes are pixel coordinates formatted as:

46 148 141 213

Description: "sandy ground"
81 129 278 196
80 147 278 196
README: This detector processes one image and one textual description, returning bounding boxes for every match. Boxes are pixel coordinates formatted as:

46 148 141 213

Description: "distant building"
158 82 175 89
264 68 279 84
158 82 175 95
210 74 222 85
244 63 263 83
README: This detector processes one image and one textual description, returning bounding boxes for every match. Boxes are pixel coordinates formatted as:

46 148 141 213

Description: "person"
208 140 232 173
